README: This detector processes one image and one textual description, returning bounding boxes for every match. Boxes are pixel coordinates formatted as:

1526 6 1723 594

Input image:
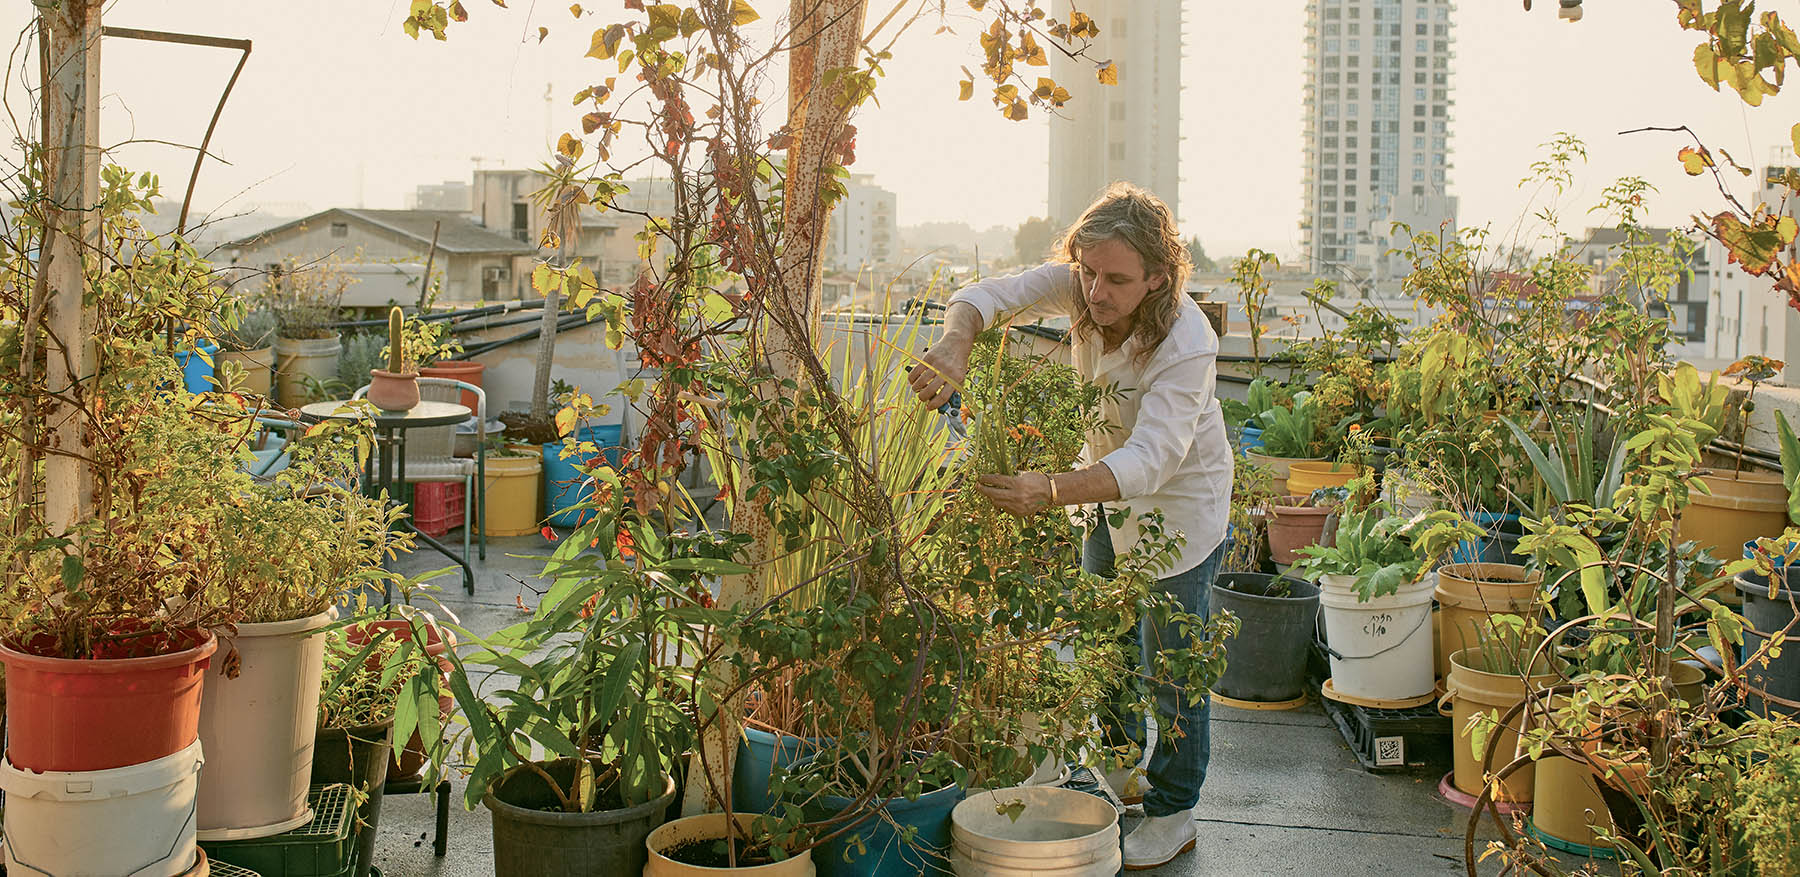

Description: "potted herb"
269 258 347 407
0 166 243 875
1295 502 1481 703
314 624 417 877
448 502 726 875
368 306 421 412
196 432 405 840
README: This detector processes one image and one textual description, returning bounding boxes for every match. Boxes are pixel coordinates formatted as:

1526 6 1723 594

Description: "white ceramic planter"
195 606 337 840
0 739 204 877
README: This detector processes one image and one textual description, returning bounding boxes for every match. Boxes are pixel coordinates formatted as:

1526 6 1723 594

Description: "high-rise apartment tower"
1303 0 1457 285
1047 1 1183 229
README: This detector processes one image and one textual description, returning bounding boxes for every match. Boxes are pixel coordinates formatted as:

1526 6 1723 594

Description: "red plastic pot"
0 628 217 772
347 617 456 780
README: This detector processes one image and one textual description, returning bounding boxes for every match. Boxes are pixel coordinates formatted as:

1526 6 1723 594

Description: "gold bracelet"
1045 472 1060 507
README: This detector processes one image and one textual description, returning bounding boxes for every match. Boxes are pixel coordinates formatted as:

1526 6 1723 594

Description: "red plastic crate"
410 482 466 538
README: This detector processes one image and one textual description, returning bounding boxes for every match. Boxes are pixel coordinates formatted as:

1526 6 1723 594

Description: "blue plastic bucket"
789 755 964 877
541 423 624 528
732 725 830 814
1238 425 1266 455
174 340 218 394
1452 510 1521 565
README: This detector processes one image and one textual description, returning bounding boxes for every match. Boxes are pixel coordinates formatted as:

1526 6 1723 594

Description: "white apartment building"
1046 1 1183 228
1303 0 1458 283
824 174 898 273
1706 165 1800 381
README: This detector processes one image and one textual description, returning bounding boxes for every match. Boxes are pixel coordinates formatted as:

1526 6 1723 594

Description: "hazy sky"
6 2 1800 262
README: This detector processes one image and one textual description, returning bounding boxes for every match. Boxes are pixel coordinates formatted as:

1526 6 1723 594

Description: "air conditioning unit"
483 265 511 282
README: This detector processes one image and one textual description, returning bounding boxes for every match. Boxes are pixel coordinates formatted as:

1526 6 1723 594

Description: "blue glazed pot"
174 339 219 394
542 423 624 528
788 755 964 877
732 725 831 815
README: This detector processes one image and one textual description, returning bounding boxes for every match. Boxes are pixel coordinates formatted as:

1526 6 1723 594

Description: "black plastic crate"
207 860 265 877
1322 693 1452 773
201 784 357 877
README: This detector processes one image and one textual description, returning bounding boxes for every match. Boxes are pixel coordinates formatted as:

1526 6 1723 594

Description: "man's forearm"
1049 462 1122 507
940 300 985 344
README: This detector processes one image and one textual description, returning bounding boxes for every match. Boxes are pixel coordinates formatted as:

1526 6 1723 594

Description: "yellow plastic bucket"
1441 648 1557 803
1434 563 1542 681
1285 461 1371 499
1688 471 1788 567
479 454 543 537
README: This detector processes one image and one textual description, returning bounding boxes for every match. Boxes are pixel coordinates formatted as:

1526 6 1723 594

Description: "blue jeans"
1084 520 1222 817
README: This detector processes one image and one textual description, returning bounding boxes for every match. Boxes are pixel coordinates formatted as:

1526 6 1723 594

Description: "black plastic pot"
483 758 676 877
1212 573 1321 703
1735 568 1800 716
312 720 394 877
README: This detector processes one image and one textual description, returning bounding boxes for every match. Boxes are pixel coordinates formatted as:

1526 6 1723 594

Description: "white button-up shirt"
950 262 1233 577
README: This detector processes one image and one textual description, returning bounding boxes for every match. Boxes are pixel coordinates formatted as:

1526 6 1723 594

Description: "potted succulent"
196 432 405 840
368 306 422 412
1295 502 1482 703
269 258 347 407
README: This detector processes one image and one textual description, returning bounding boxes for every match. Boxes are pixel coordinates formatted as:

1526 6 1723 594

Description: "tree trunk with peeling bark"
681 0 868 817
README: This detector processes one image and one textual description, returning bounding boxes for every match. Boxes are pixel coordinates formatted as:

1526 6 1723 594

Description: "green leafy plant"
267 258 346 341
1256 391 1322 459
317 626 426 729
1294 503 1483 601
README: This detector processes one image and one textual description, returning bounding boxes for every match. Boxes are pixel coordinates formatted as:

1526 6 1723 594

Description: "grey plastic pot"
312 720 393 877
1735 568 1800 716
1212 573 1320 703
482 759 676 877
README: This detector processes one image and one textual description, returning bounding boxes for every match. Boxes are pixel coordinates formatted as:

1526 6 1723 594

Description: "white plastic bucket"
196 606 337 840
950 786 1120 876
1318 572 1437 701
1 738 204 877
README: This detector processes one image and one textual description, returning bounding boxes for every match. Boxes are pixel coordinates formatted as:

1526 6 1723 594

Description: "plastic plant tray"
201 784 357 877
207 861 266 877
1321 691 1452 773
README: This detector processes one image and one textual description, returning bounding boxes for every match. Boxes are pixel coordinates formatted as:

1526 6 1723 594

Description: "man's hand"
976 471 1053 518
908 301 983 409
908 342 970 410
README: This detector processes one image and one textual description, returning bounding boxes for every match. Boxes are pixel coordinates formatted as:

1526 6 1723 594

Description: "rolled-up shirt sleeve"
1099 350 1217 499
947 262 1077 329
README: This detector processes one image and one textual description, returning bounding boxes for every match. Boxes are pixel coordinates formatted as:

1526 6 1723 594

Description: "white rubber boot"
1122 809 1198 870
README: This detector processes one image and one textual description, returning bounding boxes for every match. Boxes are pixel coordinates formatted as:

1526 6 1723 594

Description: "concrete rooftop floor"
365 533 1586 877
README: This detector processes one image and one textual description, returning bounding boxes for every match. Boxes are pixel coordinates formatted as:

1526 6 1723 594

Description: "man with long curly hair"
910 182 1232 870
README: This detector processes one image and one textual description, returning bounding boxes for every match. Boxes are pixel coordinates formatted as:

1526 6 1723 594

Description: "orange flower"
1348 424 1361 433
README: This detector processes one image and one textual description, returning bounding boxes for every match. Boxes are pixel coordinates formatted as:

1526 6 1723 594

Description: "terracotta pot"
1265 497 1334 566
420 360 486 411
367 369 421 412
0 629 216 772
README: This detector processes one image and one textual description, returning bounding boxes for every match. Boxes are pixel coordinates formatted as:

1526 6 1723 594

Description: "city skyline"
4 3 1800 265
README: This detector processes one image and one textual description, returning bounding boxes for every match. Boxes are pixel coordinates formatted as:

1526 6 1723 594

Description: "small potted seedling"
367 306 421 412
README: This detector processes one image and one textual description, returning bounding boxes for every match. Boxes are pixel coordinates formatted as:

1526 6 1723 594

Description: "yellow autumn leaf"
1096 60 1118 86
1791 122 1800 157
958 79 973 101
586 25 620 60
569 3 581 16
531 262 557 295
1679 146 1713 176
1780 216 1798 246
729 0 759 26
558 132 584 160
555 406 578 437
